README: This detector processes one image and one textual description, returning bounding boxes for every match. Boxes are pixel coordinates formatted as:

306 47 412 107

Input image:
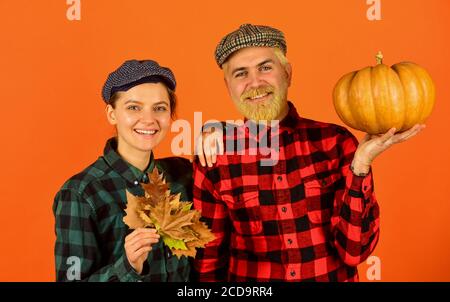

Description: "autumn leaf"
163 236 187 250
147 194 196 238
123 168 215 259
171 241 197 258
141 169 170 206
190 220 216 247
123 192 147 229
181 202 192 212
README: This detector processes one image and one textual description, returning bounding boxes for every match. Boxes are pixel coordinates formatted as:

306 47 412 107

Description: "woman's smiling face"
106 82 172 155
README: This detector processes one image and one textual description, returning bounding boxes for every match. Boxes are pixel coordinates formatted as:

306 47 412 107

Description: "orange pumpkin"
333 52 435 134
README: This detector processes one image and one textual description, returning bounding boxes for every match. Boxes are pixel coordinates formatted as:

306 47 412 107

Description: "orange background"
1 0 449 281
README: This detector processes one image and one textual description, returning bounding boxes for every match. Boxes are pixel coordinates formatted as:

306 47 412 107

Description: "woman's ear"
106 104 117 125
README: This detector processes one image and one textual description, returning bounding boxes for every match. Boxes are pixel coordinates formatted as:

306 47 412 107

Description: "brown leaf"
139 211 153 226
123 168 215 258
140 168 170 206
164 228 197 242
123 191 146 229
171 220 216 259
150 198 196 237
172 241 197 259
169 193 182 210
190 220 216 247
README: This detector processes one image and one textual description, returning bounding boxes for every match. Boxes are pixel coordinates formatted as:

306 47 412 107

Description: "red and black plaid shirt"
193 102 380 282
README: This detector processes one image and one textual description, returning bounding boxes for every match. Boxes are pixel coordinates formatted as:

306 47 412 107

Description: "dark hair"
108 83 177 118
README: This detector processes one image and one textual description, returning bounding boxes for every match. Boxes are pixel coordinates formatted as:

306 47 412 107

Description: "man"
193 24 425 281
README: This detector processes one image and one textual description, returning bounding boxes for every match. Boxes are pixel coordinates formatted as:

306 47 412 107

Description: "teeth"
250 93 269 100
135 129 157 135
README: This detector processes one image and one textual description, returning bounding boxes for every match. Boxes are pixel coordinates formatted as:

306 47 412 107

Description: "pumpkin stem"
375 51 384 65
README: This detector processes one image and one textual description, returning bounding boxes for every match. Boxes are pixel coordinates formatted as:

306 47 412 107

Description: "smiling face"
223 47 292 122
106 82 171 158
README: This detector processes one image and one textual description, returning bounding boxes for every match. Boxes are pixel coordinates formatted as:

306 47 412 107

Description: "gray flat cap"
101 59 176 103
214 23 287 68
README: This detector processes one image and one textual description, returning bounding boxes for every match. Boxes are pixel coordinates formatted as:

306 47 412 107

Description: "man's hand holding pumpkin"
351 124 426 176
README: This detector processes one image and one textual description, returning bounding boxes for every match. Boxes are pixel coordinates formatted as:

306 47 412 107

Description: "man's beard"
235 84 288 122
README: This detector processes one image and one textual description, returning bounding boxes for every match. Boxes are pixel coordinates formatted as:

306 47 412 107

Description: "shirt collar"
103 137 155 185
278 101 302 132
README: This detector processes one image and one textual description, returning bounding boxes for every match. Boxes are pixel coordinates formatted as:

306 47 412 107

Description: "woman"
53 60 192 281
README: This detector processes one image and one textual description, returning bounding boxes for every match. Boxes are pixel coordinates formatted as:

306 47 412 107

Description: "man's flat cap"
101 59 176 103
214 23 287 68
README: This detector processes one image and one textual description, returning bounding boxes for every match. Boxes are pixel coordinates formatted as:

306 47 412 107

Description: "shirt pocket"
304 172 341 225
221 191 262 236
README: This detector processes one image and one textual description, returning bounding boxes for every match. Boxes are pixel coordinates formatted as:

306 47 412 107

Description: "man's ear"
222 63 232 91
106 104 117 125
223 76 229 90
284 62 292 87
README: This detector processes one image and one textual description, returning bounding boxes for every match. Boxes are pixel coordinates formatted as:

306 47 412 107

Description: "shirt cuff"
114 254 144 282
347 166 374 201
344 167 376 218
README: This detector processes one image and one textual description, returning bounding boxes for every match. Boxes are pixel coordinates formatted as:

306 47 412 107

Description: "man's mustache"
240 86 275 101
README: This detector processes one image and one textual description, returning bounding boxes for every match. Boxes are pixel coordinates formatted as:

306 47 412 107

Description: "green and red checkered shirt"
193 102 380 281
53 137 192 282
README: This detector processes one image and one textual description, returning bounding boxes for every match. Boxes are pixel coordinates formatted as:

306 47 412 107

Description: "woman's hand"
192 127 224 167
124 228 160 275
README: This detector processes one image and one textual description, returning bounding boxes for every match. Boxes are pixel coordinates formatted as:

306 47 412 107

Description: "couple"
53 24 425 282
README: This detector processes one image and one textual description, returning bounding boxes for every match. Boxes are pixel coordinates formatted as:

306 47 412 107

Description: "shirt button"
282 207 287 213
290 271 296 277
287 239 293 245
134 180 139 186
277 176 283 182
